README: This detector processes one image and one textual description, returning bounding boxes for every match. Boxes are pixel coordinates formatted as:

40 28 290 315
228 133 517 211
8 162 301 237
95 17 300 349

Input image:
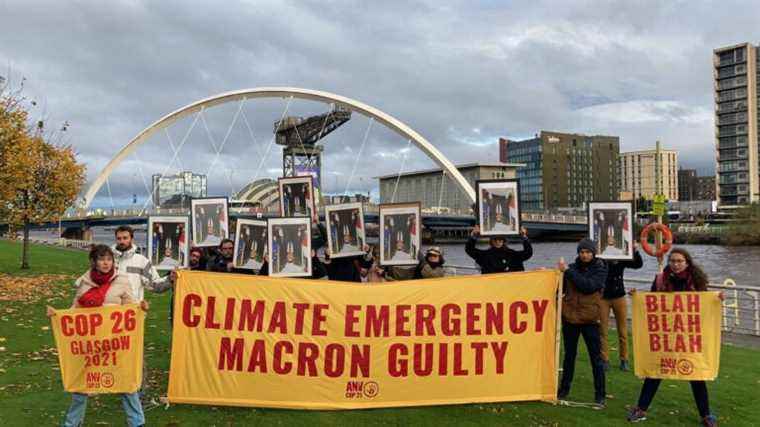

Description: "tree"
0 79 86 269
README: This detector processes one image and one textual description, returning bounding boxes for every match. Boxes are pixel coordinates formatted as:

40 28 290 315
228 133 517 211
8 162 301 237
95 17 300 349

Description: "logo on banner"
345 380 380 399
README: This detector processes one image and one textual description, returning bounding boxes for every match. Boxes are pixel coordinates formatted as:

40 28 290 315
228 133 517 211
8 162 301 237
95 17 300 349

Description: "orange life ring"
640 223 673 258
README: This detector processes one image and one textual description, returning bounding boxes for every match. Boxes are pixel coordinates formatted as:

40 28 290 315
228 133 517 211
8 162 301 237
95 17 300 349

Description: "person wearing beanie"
413 246 446 279
465 225 532 274
557 238 608 408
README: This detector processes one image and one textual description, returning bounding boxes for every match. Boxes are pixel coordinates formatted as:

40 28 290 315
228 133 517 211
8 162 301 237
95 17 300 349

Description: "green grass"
1 239 758 425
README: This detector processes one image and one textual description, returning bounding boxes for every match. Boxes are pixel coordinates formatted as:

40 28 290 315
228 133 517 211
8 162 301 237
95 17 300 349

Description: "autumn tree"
0 78 86 269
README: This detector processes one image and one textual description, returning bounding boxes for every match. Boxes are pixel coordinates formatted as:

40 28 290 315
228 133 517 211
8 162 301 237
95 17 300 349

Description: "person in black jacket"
207 239 252 273
322 245 374 282
600 244 643 372
557 238 608 407
465 225 532 274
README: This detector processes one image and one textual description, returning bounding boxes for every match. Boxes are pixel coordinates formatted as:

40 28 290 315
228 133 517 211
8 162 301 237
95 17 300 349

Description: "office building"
501 131 620 210
619 148 679 201
152 171 207 208
678 168 698 201
697 176 717 201
713 42 759 205
377 163 523 214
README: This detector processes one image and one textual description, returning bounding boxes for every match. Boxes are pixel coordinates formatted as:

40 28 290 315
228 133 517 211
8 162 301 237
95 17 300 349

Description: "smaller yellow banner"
51 304 144 393
632 292 721 381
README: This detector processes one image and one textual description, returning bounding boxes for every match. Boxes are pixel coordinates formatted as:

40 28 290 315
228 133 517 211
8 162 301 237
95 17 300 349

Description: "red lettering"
471 342 488 375
647 314 659 332
218 337 244 371
296 343 319 376
453 343 468 375
438 342 448 375
324 343 345 378
366 305 389 337
645 295 658 312
292 303 309 335
466 303 482 335
238 300 265 332
532 299 549 332
509 301 528 334
441 304 461 336
205 296 220 329
344 305 361 337
687 314 701 333
388 343 408 377
687 294 700 312
491 341 508 374
485 303 504 335
312 304 329 336
247 339 267 373
415 305 436 336
689 334 702 352
413 343 433 376
395 305 411 336
649 334 661 351
273 341 293 374
268 301 287 334
61 315 74 337
223 298 236 330
350 345 370 378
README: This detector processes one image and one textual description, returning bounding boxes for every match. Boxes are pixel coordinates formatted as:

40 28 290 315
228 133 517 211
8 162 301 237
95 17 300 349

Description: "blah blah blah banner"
168 270 561 409
51 304 145 393
632 292 722 381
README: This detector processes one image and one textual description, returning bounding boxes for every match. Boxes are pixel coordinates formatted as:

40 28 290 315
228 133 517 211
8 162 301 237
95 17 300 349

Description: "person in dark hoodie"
600 243 643 372
465 225 532 274
557 238 608 407
322 244 374 282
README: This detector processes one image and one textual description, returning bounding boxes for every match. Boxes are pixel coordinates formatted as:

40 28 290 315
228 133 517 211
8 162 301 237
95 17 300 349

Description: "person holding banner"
47 244 148 427
627 248 720 426
465 225 532 274
600 244 644 372
557 238 608 407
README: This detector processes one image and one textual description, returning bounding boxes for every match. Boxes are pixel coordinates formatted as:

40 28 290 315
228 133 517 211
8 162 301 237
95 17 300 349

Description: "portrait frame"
588 201 635 261
278 176 317 221
379 202 421 266
266 217 312 278
190 197 229 247
147 216 189 271
324 202 366 259
233 218 268 270
476 179 521 237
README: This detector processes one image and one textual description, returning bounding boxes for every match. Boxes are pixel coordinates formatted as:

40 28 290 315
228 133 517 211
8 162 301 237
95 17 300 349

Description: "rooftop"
375 162 525 180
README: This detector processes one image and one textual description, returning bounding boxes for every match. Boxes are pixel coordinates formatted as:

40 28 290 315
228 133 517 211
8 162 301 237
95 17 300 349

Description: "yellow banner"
51 304 144 393
632 292 721 381
168 270 561 409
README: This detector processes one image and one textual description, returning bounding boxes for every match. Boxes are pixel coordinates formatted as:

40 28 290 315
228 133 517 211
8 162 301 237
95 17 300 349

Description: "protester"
361 245 387 283
47 244 148 427
600 243 644 371
465 225 532 274
207 239 247 273
112 225 174 299
556 238 608 407
188 246 206 271
413 246 446 279
626 248 720 426
322 244 374 282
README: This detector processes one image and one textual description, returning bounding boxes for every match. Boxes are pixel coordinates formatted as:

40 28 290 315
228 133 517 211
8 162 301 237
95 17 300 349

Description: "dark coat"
465 236 532 274
603 250 643 299
325 255 373 282
562 257 608 325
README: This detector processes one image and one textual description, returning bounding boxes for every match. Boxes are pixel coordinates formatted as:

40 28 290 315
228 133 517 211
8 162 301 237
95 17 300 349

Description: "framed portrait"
379 202 421 266
325 202 365 258
233 219 268 270
476 179 520 236
191 197 229 247
148 216 189 271
267 217 312 277
588 201 634 261
278 176 317 221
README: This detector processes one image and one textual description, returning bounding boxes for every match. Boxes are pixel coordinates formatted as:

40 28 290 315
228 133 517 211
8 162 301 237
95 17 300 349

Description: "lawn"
0 239 758 426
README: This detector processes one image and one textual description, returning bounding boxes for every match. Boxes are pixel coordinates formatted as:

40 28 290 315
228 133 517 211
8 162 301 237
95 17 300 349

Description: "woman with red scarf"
627 247 721 427
47 244 148 427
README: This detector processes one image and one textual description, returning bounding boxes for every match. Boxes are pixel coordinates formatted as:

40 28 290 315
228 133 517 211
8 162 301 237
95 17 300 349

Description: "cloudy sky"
1 0 757 208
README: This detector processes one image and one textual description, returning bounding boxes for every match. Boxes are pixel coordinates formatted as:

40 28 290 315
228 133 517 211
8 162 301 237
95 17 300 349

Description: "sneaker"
620 360 630 371
594 396 606 409
602 361 610 372
627 406 647 422
702 414 718 427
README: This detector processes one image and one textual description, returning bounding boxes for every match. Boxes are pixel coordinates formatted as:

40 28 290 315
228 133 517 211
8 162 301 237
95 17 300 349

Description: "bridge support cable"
137 109 203 216
131 149 153 205
436 170 447 213
164 127 186 172
202 98 245 191
105 176 115 214
251 96 294 186
343 117 374 197
390 138 413 203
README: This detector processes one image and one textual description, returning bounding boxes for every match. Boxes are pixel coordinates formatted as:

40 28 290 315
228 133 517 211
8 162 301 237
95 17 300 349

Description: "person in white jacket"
112 225 174 301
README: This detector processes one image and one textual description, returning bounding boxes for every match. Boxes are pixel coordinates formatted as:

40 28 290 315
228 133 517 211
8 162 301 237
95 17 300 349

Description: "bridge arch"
82 87 476 209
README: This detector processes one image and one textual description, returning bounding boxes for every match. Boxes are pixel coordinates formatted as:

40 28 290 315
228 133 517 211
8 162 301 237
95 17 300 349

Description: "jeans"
637 378 710 417
559 321 606 399
599 296 629 362
62 392 145 427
